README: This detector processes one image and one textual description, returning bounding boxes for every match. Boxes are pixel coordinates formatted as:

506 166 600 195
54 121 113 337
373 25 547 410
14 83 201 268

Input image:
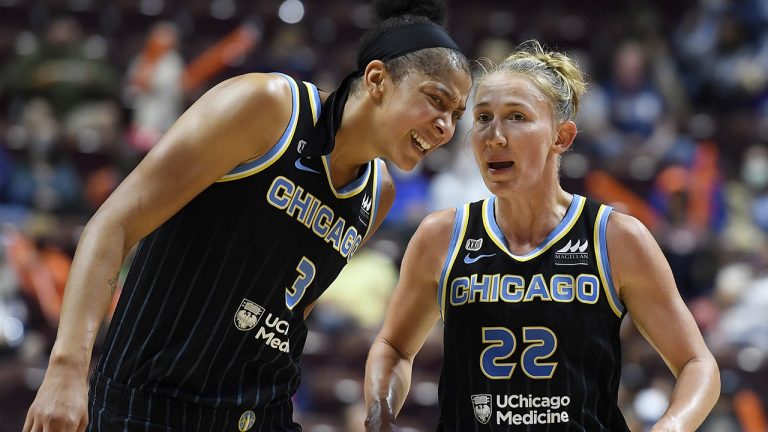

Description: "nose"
434 113 456 145
486 119 506 147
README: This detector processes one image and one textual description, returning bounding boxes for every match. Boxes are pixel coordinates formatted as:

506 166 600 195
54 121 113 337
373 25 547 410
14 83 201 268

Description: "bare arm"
364 208 454 431
608 212 720 431
24 73 293 432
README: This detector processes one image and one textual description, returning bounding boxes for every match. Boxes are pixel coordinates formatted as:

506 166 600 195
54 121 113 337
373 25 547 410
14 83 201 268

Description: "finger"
22 411 33 432
77 413 88 432
30 418 43 432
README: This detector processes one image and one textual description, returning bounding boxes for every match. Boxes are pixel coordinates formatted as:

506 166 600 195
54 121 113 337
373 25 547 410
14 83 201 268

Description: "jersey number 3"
480 326 558 379
285 257 315 310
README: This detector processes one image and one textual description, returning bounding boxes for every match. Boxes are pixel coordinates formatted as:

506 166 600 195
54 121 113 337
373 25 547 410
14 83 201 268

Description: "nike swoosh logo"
463 253 496 264
295 158 320 174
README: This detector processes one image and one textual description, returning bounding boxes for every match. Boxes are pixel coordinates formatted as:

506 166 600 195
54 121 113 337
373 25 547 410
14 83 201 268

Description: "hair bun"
372 0 448 26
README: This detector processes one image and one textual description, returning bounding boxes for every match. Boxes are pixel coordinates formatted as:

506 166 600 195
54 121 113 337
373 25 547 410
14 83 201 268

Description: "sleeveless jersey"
90 74 384 429
436 195 629 431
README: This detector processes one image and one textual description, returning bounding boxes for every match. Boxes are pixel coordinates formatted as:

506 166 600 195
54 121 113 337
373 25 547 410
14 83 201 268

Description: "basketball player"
364 41 719 431
23 1 471 431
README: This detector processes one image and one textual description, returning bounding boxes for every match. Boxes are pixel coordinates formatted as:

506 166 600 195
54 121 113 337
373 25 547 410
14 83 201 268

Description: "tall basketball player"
364 40 719 431
23 1 471 431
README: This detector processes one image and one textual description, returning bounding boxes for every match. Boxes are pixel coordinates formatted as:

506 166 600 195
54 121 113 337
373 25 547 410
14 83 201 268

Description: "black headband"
357 22 461 72
299 22 462 158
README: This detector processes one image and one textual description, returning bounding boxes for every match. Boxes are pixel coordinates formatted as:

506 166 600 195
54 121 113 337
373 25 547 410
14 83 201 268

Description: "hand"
365 402 401 432
23 362 89 432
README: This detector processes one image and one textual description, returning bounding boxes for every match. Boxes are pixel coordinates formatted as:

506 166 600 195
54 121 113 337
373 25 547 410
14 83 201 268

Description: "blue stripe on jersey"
595 205 625 317
101 231 168 387
218 73 300 182
303 81 321 124
363 159 384 241
321 154 372 198
438 204 469 319
483 194 586 261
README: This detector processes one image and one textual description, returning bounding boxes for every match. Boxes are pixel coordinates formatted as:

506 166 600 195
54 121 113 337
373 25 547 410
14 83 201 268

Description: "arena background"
0 0 767 430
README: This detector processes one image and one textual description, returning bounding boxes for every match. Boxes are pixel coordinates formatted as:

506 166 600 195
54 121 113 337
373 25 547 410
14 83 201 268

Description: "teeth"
411 131 432 151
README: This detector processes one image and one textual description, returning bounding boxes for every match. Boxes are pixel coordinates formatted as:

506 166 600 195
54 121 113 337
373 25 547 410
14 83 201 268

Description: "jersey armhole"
438 204 469 321
362 159 385 242
217 73 300 182
302 80 322 125
594 205 626 318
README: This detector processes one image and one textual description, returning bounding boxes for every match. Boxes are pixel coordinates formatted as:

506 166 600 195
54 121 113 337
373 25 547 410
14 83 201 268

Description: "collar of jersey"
320 155 372 199
482 194 586 262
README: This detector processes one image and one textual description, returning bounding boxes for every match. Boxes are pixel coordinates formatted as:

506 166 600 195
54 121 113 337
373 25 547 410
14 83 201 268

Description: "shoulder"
410 207 458 254
203 73 293 115
419 207 458 237
184 73 295 159
605 210 654 249
403 207 458 281
604 209 663 292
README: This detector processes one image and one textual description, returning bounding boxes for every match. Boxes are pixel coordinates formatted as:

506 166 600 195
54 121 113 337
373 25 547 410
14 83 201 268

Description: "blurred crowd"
0 0 767 431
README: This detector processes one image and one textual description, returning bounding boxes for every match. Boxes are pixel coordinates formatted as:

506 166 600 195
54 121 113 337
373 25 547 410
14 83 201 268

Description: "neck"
493 184 572 255
326 91 378 189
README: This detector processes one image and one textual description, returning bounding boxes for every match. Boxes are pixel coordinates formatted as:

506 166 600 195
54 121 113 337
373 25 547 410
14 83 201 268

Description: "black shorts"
88 372 301 431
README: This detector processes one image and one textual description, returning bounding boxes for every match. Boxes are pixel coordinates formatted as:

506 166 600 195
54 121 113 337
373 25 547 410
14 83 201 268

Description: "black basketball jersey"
90 74 384 428
436 195 629 431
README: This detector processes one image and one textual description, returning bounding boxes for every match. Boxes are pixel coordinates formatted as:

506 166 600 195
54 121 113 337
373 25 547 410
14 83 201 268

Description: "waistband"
89 371 299 431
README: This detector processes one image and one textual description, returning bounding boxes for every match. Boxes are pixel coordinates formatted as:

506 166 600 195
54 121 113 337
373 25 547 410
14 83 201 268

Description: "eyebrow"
431 85 466 112
473 101 532 111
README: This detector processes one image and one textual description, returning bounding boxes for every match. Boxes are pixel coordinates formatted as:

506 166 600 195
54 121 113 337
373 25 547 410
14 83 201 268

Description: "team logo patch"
471 394 492 424
238 410 256 431
234 299 265 331
555 239 590 266
465 238 483 251
297 139 307 153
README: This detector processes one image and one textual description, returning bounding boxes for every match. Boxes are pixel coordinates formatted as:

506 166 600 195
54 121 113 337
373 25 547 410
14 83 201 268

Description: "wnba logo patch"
234 299 265 331
465 238 483 251
471 394 492 424
238 410 256 431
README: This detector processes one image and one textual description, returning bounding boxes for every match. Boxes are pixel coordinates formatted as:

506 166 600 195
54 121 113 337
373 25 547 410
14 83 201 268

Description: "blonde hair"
476 40 586 123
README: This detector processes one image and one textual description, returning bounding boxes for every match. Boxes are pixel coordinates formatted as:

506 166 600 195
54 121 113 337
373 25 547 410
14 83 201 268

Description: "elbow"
81 213 133 256
378 336 416 363
684 352 721 400
708 355 721 398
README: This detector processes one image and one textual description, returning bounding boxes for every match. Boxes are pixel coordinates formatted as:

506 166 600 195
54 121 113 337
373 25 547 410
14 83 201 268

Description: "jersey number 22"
480 326 558 379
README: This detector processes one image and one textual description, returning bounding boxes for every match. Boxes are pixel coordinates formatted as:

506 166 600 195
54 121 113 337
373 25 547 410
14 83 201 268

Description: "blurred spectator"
1 15 119 125
123 22 184 153
2 99 82 214
587 39 681 171
608 40 666 138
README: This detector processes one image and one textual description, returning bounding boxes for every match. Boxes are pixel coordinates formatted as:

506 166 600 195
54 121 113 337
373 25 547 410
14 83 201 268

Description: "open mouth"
488 161 514 170
411 130 433 153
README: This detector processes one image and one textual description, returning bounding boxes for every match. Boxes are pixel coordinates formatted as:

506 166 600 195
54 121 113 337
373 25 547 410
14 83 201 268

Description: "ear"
362 60 387 100
554 120 577 154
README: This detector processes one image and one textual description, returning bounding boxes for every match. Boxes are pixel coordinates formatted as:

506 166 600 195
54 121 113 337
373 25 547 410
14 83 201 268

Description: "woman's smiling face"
377 67 471 171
